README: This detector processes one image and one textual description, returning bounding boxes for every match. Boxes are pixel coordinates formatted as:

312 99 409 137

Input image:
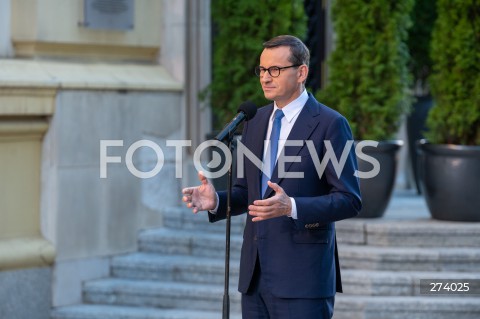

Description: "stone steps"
137 227 480 273
51 294 480 319
111 253 238 285
51 305 242 319
163 207 480 248
339 245 480 272
111 252 480 297
51 293 480 319
138 228 243 259
334 295 480 319
337 218 480 247
83 278 241 313
76 279 480 319
53 196 480 319
341 269 480 297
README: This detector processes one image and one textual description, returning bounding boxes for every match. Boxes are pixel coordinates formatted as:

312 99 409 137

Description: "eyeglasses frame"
254 64 302 78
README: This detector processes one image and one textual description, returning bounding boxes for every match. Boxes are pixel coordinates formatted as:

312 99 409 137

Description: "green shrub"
407 0 437 94
318 0 413 140
425 0 480 145
209 0 306 129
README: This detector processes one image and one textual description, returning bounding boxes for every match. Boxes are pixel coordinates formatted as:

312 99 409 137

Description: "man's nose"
260 71 272 82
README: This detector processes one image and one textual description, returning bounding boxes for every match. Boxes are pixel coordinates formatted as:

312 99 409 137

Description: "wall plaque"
83 0 134 31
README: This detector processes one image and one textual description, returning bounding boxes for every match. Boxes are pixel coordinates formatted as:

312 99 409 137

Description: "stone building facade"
0 1 210 317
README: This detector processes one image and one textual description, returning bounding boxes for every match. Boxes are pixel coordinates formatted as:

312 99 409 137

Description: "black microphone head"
238 101 257 120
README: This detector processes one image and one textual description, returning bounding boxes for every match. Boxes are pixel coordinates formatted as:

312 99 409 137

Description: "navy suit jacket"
209 93 361 298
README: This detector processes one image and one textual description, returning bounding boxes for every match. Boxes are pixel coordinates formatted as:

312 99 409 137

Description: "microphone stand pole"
222 132 234 319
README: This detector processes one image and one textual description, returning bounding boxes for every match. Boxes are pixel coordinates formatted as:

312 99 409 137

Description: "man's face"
259 46 307 108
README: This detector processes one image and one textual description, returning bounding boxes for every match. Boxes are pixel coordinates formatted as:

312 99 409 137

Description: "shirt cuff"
209 193 220 214
289 197 298 219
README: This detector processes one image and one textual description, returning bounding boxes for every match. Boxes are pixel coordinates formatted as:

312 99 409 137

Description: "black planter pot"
406 95 433 194
418 140 480 222
356 140 403 218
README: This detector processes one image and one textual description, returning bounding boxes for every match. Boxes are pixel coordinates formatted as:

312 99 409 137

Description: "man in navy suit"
182 35 361 319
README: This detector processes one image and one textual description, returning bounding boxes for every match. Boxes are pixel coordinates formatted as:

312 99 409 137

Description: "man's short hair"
263 35 310 67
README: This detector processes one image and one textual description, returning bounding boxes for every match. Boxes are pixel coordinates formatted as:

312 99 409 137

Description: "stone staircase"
51 206 245 319
334 219 480 319
52 193 480 319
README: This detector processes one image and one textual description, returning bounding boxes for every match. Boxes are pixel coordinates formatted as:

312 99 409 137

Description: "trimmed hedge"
426 0 480 145
318 0 413 140
209 0 306 129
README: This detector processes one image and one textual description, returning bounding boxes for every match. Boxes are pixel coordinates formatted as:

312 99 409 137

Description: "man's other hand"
248 181 292 222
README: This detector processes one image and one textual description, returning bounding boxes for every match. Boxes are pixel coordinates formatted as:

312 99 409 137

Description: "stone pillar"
0 87 56 319
185 0 212 149
182 0 213 187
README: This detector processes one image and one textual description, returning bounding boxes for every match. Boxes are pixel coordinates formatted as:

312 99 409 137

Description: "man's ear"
298 65 309 83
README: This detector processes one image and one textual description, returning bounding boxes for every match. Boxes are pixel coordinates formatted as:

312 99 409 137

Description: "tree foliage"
209 0 306 129
426 0 480 145
317 0 413 140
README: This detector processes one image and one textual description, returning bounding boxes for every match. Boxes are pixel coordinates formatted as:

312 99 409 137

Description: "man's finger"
248 205 268 214
252 216 267 222
249 210 273 222
249 210 266 217
252 198 272 206
248 204 274 213
182 187 194 195
268 181 283 193
198 171 209 185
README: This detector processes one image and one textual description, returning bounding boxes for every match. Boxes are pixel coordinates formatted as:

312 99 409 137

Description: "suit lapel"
263 95 322 198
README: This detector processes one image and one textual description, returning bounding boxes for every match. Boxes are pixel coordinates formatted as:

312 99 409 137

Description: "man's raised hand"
182 171 217 213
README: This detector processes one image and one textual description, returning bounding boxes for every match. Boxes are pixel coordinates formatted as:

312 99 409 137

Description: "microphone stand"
222 131 235 319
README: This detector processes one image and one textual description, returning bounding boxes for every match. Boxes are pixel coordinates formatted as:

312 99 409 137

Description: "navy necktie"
261 109 285 197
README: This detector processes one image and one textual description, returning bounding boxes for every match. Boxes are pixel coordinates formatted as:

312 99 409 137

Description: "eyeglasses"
254 64 301 78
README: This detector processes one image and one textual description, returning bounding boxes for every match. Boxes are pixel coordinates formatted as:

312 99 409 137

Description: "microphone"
215 101 257 142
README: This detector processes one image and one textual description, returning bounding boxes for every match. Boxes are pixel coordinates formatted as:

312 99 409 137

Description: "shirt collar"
272 89 308 123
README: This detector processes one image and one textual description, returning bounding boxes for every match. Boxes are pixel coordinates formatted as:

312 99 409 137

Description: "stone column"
0 86 56 319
